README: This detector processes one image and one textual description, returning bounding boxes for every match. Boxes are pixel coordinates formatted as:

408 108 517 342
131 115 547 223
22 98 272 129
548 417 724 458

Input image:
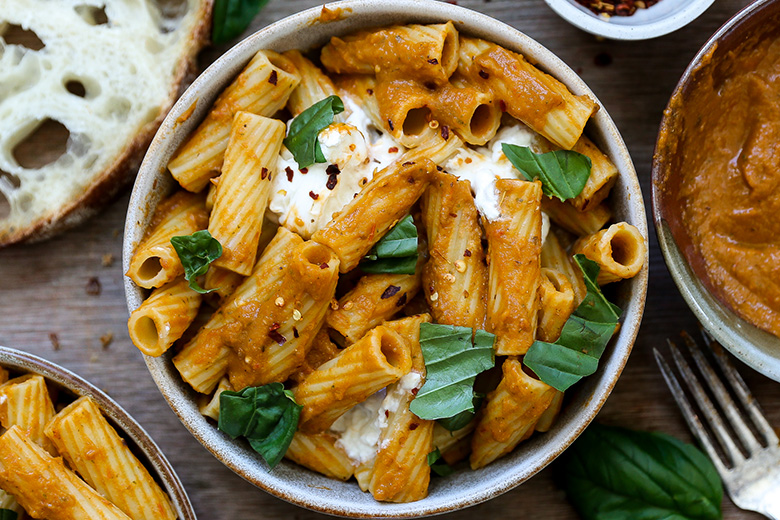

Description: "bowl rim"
651 0 780 382
123 0 649 516
0 345 197 520
544 0 717 40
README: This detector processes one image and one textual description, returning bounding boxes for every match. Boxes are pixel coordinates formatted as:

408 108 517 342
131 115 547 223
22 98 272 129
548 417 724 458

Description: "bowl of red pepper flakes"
545 0 715 39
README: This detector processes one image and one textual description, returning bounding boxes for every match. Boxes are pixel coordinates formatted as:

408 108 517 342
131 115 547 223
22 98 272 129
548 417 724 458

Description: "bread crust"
0 0 214 247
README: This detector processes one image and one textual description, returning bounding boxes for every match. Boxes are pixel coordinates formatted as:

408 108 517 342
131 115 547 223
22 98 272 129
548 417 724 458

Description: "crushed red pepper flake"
464 249 472 257
269 330 286 345
261 167 269 180
388 146 398 153
319 262 329 269
441 125 450 140
285 166 294 182
309 191 319 200
366 88 374 95
268 70 278 85
293 327 299 338
409 423 419 430
270 322 281 331
575 0 658 16
381 285 401 299
300 167 309 174
428 58 439 65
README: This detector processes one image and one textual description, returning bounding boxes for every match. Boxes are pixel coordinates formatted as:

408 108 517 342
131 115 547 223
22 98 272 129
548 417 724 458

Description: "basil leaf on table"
283 95 345 169
410 325 494 421
218 382 302 468
212 0 270 45
0 510 18 520
360 215 419 275
524 255 621 391
170 230 222 294
427 448 456 477
558 423 723 520
502 143 592 201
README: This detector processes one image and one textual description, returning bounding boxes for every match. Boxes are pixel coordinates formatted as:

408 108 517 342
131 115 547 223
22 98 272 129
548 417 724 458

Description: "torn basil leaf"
212 0 270 44
360 215 418 275
427 448 455 477
502 143 591 202
283 95 344 169
558 423 723 520
218 383 302 469
410 324 494 421
170 230 222 294
523 255 621 391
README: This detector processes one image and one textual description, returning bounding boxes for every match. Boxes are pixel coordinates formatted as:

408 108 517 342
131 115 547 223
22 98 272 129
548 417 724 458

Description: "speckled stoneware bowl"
123 0 648 516
652 0 780 383
544 0 716 40
0 346 196 520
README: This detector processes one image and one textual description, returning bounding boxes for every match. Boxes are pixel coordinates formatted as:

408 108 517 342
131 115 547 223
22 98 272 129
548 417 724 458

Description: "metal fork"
654 331 780 519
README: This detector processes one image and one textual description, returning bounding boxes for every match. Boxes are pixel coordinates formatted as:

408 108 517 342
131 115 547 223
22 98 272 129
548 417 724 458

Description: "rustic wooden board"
0 0 776 518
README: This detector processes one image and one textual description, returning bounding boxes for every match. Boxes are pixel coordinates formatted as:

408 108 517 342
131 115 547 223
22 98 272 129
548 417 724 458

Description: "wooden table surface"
1 0 778 518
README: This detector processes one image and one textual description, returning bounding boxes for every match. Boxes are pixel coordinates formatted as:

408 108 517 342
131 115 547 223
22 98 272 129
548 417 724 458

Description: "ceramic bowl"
123 0 648 516
652 0 780 382
544 0 716 40
0 346 196 520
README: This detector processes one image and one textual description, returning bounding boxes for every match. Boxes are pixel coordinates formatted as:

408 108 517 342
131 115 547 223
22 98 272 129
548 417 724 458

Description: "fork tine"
667 338 746 466
701 329 780 447
681 331 764 454
654 347 730 475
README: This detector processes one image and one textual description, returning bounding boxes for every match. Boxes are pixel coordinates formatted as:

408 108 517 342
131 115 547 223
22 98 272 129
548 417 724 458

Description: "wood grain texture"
0 1 775 518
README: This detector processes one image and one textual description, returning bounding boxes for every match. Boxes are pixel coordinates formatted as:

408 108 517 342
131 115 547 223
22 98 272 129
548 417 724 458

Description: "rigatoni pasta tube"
168 50 300 192
432 420 476 464
422 171 487 329
199 377 233 421
295 326 412 433
542 196 612 237
433 78 500 145
535 390 564 433
203 266 245 302
470 358 555 469
313 158 437 272
285 431 355 481
572 222 646 285
225 240 340 390
537 268 575 343
45 396 176 520
541 230 586 305
321 22 459 86
0 425 132 520
126 191 208 289
173 227 302 394
127 278 202 357
374 79 436 147
369 315 432 503
284 50 342 117
485 179 543 355
458 36 596 150
327 272 422 344
209 113 286 275
0 374 57 455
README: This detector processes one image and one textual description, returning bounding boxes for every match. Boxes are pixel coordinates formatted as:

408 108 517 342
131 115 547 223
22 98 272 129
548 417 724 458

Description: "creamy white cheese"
330 371 423 464
267 101 404 239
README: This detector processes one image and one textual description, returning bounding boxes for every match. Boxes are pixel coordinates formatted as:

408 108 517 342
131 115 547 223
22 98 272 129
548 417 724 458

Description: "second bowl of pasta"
123 0 648 516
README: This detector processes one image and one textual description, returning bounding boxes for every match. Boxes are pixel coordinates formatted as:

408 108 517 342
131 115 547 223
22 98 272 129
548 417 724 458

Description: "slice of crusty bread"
0 0 213 246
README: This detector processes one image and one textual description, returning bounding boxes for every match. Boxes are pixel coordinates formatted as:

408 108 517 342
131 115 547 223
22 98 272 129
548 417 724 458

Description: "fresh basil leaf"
558 423 723 520
218 383 302 469
427 448 456 477
0 510 18 520
212 0 270 44
524 257 621 391
170 230 222 294
360 215 418 275
410 324 494 421
573 254 622 323
436 393 483 431
283 95 345 169
502 143 591 201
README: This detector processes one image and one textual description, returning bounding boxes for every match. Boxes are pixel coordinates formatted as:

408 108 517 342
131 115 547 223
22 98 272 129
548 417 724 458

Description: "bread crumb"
49 333 60 351
102 253 114 267
100 332 113 349
86 277 101 295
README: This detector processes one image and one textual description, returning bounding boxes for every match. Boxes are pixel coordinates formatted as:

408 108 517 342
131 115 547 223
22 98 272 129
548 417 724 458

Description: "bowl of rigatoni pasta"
0 346 196 520
123 0 648 516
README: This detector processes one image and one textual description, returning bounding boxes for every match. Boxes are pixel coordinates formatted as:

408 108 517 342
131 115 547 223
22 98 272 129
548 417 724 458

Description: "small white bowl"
0 346 196 520
124 0 648 516
545 0 717 40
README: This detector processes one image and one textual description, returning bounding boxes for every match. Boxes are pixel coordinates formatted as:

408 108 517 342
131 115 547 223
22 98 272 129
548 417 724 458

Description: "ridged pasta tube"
572 222 646 285
542 196 612 237
536 268 575 343
0 374 57 455
45 396 176 520
285 431 355 481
